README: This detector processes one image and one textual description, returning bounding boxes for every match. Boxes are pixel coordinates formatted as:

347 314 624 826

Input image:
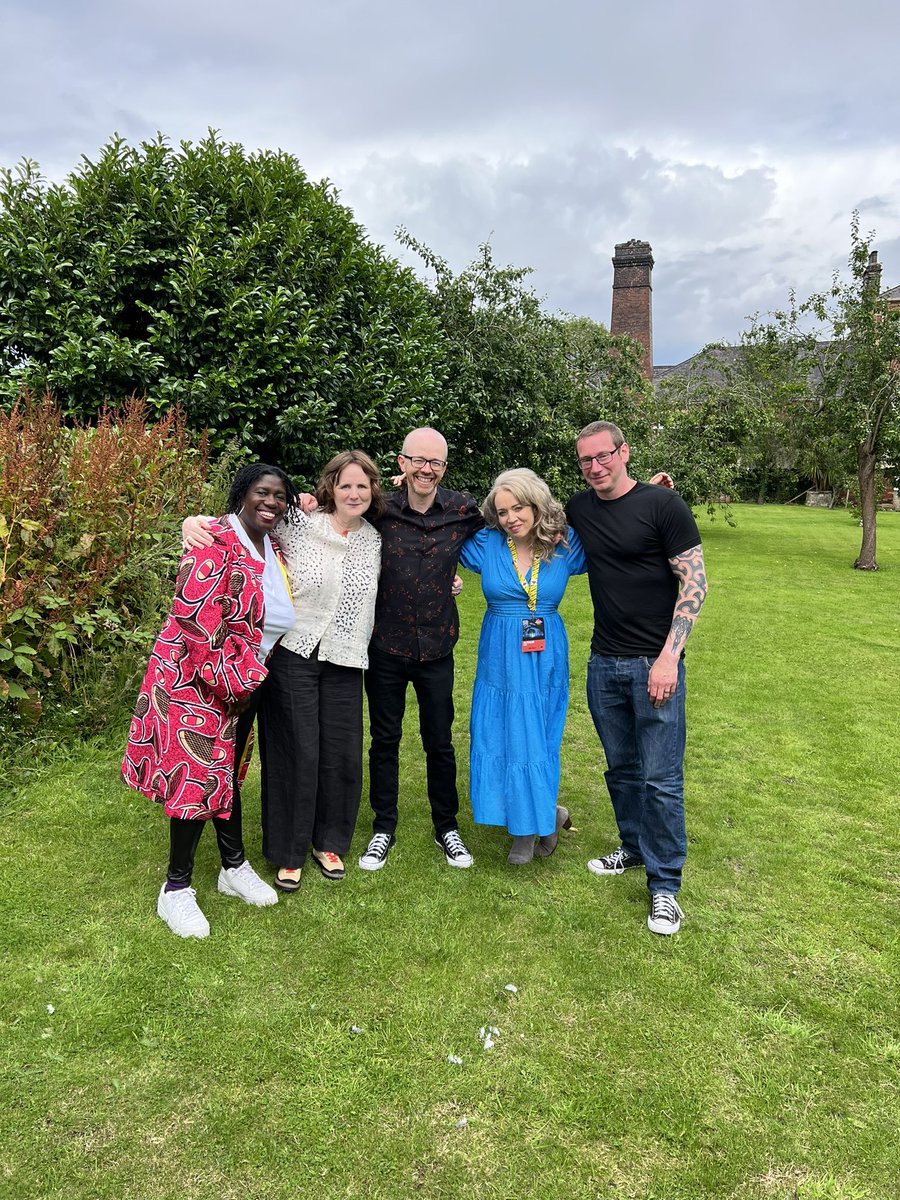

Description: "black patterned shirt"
370 487 484 661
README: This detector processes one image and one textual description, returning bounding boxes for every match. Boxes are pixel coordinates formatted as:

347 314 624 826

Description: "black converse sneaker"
587 846 644 876
648 892 684 935
435 829 473 868
358 832 395 872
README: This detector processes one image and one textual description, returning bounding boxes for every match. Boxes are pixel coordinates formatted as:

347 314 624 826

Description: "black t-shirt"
565 482 701 657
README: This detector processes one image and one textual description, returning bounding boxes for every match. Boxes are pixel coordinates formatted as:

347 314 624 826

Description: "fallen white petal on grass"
447 1054 463 1065
483 1036 495 1050
455 1118 468 1129
46 1004 55 1014
503 984 518 993
349 1025 363 1035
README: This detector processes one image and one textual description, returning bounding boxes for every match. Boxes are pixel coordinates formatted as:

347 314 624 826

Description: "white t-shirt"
227 515 295 663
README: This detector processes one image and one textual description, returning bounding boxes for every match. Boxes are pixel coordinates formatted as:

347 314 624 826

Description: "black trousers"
260 644 363 869
364 645 459 838
166 691 262 886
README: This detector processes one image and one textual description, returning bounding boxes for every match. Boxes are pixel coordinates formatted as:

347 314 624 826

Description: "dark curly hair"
226 463 299 523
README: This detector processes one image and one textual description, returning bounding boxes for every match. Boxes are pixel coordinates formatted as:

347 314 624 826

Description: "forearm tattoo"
665 545 708 649
668 614 693 656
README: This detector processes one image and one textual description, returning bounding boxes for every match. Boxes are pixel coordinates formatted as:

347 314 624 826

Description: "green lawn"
2 505 898 1200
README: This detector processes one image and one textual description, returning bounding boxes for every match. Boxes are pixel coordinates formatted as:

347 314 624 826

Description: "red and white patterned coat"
122 521 277 820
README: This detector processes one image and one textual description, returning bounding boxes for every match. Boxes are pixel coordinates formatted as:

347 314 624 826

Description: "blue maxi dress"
459 528 586 837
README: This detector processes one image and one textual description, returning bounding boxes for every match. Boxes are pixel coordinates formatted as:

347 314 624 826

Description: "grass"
2 504 898 1200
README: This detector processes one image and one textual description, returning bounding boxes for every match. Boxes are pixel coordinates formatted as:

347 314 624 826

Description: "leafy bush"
0 132 443 477
0 393 208 722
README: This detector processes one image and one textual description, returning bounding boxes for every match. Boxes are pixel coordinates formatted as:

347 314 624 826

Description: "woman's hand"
649 472 674 489
297 492 318 514
451 575 463 598
182 515 216 550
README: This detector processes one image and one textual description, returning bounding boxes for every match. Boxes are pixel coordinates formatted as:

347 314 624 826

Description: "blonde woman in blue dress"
459 468 586 865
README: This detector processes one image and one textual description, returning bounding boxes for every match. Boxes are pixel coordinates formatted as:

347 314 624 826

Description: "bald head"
398 427 449 511
401 427 448 460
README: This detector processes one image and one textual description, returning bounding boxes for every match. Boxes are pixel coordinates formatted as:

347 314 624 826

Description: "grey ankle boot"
534 806 572 858
507 835 536 865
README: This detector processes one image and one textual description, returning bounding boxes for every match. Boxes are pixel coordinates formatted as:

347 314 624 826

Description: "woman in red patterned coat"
123 464 298 939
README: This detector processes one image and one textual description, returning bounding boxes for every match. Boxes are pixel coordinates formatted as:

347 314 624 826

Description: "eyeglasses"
399 453 448 471
578 447 622 469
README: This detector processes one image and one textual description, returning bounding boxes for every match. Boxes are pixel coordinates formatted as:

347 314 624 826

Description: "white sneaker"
217 861 278 907
157 884 210 939
647 892 684 935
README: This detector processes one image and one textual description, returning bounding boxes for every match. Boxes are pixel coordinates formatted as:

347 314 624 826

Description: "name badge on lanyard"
521 616 545 652
508 537 545 653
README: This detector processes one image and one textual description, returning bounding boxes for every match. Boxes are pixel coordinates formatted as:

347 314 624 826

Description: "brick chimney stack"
610 239 654 379
863 249 882 294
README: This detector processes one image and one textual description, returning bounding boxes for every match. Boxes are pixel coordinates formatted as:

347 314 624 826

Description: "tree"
400 233 651 499
0 132 444 481
761 216 900 569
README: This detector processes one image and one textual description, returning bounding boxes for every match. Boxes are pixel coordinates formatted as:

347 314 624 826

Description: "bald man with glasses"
357 427 484 872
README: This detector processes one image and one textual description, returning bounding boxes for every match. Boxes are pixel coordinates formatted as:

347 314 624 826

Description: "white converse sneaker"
217 861 278 907
157 884 210 939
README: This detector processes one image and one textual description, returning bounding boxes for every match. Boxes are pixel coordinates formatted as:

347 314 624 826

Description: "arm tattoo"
664 545 708 648
669 614 693 656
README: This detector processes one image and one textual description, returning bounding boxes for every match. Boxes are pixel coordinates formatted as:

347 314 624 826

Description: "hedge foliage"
0 133 443 479
0 393 209 720
0 132 652 499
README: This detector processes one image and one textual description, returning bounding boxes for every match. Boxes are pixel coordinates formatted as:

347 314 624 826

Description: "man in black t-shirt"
566 421 708 935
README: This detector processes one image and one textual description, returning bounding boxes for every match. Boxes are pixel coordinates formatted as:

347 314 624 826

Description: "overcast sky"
3 0 899 364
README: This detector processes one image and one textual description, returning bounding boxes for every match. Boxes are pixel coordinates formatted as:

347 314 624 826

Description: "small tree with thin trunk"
763 216 900 569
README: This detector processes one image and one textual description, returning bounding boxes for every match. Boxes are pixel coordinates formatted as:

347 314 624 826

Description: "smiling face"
398 428 448 507
576 429 631 500
333 463 372 527
493 487 536 543
238 473 289 539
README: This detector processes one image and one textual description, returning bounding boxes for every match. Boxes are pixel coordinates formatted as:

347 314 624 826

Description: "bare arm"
647 544 708 708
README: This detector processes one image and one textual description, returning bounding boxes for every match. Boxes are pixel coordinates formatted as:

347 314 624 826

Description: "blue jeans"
586 654 687 895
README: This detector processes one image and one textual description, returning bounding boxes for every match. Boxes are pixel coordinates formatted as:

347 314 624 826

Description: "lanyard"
508 538 540 612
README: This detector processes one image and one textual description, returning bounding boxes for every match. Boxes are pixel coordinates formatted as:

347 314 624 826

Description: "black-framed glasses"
399 453 448 471
578 447 622 469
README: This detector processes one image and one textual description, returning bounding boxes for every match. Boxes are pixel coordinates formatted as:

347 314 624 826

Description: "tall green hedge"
0 133 443 481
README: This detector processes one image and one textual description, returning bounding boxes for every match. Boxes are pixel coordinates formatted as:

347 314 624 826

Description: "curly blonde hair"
482 468 568 561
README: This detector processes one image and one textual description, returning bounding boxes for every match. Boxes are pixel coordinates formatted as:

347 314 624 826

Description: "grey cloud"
339 148 781 362
3 0 899 365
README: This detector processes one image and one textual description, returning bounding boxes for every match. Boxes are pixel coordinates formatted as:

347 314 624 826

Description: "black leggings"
166 696 259 886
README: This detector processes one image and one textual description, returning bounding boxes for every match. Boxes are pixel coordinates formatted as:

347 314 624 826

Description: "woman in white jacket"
183 450 383 890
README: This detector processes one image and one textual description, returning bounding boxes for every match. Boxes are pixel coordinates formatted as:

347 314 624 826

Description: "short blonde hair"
482 468 568 561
